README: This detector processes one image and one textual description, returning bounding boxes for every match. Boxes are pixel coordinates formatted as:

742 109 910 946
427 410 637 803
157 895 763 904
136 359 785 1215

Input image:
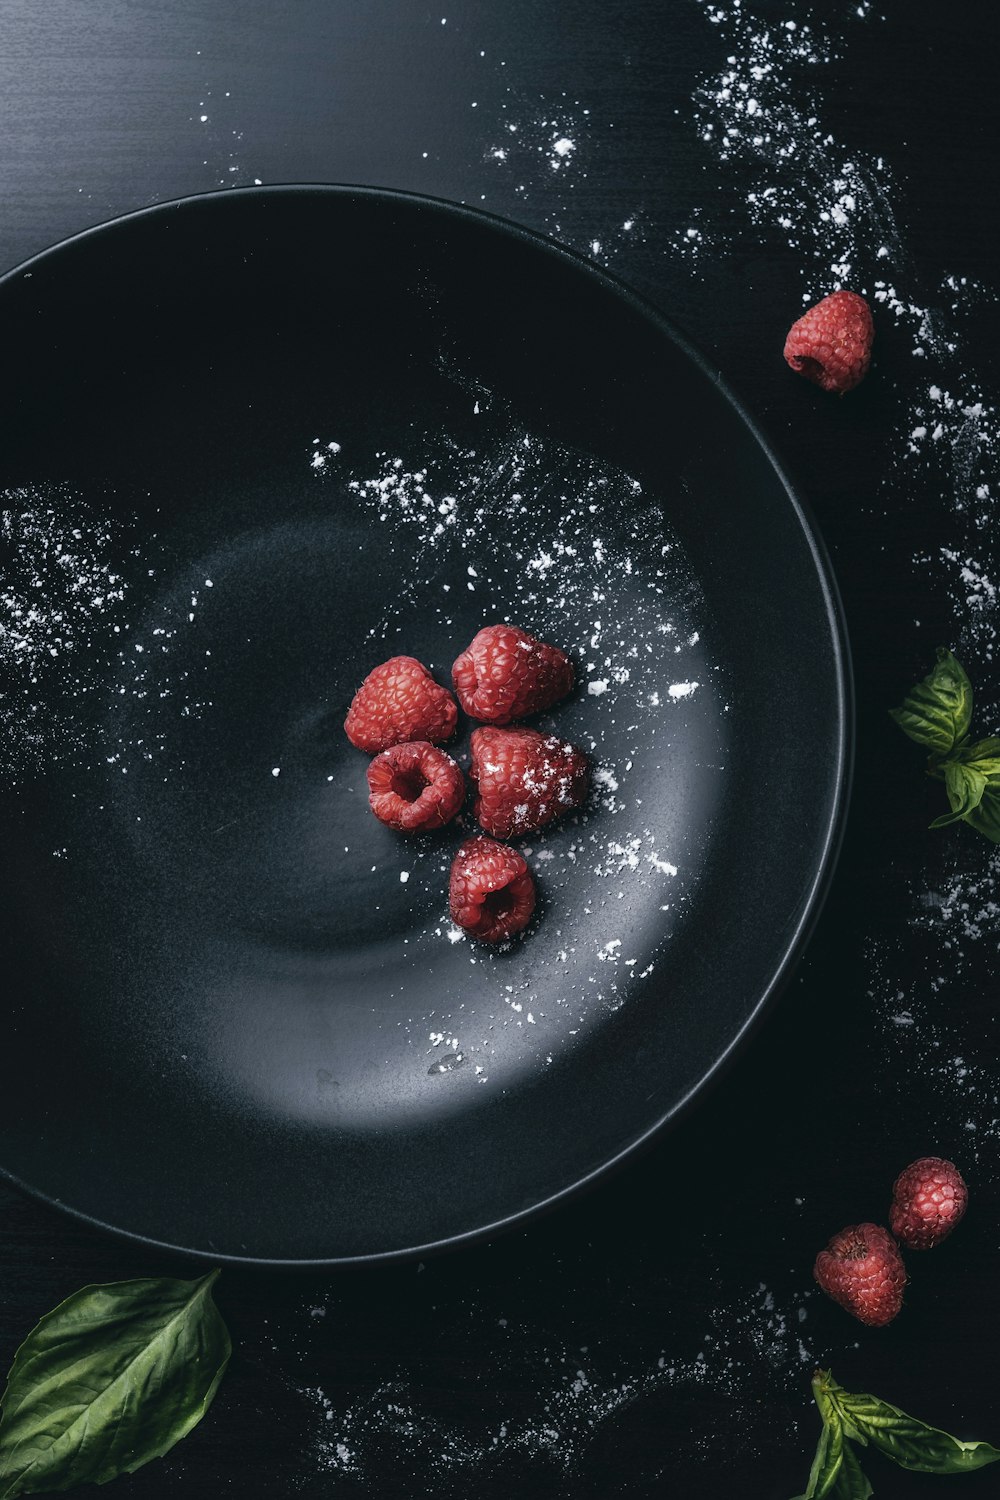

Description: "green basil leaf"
792 1377 873 1500
792 1419 872 1500
812 1371 866 1446
952 735 1000 765
830 1441 873 1499
889 647 973 755
0 1270 230 1497
811 1370 841 1433
930 759 988 827
792 1410 843 1499
966 788 1000 843
836 1388 1000 1474
935 739 1000 841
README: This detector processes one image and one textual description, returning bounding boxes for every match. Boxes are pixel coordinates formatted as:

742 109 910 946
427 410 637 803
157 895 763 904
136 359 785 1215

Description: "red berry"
890 1156 968 1251
470 726 589 838
452 624 574 724
783 290 874 394
366 741 465 832
449 836 536 943
813 1223 906 1327
345 655 458 754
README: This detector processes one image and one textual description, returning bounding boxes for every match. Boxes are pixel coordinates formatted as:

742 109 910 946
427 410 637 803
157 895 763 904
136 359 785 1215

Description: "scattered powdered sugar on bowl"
0 487 231 790
0 491 136 778
311 408 722 1064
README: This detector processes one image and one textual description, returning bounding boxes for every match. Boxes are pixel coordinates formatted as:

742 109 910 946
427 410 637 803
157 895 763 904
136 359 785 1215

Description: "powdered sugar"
0 492 136 777
916 852 1000 954
478 89 645 267
680 3 901 297
287 1273 820 1492
308 408 716 1067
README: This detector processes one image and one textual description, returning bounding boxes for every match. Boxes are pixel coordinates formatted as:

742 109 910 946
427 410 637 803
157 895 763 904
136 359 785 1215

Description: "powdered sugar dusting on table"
278 1270 824 1493
668 0 999 1143
680 2 902 295
478 88 645 266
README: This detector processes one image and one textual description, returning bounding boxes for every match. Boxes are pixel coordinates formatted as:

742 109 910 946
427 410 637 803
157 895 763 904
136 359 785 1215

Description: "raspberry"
890 1156 968 1251
345 655 458 754
366 741 466 832
783 290 874 394
452 624 574 724
449 836 536 942
470 726 589 838
813 1223 906 1327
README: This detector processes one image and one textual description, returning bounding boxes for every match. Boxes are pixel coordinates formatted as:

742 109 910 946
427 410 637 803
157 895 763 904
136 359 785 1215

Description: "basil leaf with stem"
792 1375 873 1500
0 1270 230 1498
952 735 1000 765
791 1408 844 1499
966 788 1000 843
889 647 973 756
829 1441 873 1500
792 1414 872 1500
834 1386 1000 1474
939 737 1000 841
891 653 1000 842
929 760 988 828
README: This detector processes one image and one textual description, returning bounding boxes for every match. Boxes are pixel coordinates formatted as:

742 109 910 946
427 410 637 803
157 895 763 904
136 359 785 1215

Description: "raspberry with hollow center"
452 623 574 724
783 289 874 394
448 836 536 942
813 1222 906 1327
890 1156 968 1251
470 725 589 838
366 741 465 832
345 655 458 754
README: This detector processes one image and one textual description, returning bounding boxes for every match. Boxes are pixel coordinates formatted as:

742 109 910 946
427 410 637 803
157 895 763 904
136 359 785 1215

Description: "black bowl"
0 186 850 1264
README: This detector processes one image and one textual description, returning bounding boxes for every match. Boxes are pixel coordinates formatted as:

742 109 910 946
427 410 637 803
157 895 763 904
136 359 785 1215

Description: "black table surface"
1 3 998 1497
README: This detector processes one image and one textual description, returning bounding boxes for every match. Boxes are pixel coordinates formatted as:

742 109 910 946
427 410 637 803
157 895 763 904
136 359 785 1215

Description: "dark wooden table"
1 3 998 1495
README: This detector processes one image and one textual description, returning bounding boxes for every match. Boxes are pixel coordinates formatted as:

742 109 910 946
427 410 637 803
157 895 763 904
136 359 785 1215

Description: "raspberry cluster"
344 624 589 942
813 1156 968 1327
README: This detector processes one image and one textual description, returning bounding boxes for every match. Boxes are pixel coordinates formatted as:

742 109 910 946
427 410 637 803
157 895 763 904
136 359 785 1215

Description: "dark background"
1 2 998 1496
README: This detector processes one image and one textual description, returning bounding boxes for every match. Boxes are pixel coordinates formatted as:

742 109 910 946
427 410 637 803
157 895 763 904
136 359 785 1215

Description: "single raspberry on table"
452 623 574 724
890 1156 968 1251
366 741 465 832
345 655 458 754
470 726 589 838
783 289 874 394
449 836 536 943
813 1222 906 1327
